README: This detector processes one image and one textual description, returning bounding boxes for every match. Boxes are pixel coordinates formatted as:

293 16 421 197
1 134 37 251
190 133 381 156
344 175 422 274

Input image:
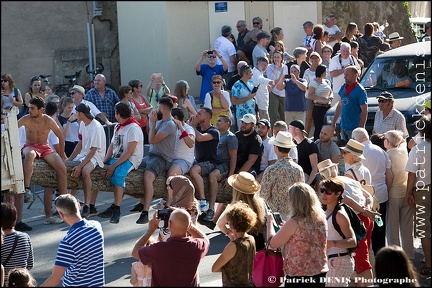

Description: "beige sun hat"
340 139 366 160
227 171 260 194
269 131 296 148
317 159 338 172
387 32 404 41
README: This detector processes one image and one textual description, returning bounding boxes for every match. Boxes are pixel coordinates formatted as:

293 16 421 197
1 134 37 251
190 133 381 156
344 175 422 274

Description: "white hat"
317 159 338 172
269 131 296 148
240 113 256 124
387 32 404 41
340 139 366 160
69 85 85 95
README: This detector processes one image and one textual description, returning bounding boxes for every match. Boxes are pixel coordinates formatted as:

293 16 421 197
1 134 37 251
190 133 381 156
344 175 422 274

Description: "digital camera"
157 208 172 228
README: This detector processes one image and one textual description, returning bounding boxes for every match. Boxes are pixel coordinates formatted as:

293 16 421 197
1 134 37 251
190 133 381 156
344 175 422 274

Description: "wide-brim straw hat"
317 159 338 172
340 139 366 160
227 171 260 194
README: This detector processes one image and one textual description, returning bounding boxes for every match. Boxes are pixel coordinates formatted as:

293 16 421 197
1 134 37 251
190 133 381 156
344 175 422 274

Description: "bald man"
131 208 209 286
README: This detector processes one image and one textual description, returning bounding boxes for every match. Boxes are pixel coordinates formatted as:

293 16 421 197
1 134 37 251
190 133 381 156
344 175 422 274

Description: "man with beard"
314 125 341 164
188 107 220 216
130 97 177 224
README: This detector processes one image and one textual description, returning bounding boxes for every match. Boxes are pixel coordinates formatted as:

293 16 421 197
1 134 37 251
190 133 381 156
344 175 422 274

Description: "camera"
273 212 283 226
284 74 291 79
251 85 260 93
158 208 172 228
207 50 214 55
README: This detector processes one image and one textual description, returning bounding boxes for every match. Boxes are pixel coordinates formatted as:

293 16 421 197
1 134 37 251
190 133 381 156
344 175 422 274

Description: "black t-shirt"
195 125 220 164
227 74 241 92
286 60 311 78
235 130 263 173
295 137 319 176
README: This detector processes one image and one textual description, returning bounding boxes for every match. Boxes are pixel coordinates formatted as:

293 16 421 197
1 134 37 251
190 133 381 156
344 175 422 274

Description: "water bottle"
375 215 383 227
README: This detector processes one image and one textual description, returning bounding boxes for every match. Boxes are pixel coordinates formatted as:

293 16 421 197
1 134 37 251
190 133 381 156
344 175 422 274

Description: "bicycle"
83 63 117 94
55 70 82 98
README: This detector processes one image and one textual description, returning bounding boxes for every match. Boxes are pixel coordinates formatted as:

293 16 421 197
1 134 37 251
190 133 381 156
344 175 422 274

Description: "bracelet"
179 130 188 139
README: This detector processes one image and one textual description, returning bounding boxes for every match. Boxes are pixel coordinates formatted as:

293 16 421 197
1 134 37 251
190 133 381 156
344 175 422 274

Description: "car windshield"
360 55 431 92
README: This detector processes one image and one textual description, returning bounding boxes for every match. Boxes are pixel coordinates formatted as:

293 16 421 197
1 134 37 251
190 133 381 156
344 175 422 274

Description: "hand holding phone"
207 50 214 55
284 74 291 79
251 85 260 93
273 212 283 226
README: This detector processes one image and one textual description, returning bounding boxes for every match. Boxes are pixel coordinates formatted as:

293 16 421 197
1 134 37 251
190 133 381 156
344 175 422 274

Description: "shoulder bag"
252 236 284 287
346 168 380 211
2 233 19 266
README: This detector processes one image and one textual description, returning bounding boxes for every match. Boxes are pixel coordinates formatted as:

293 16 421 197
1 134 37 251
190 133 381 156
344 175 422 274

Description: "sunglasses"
1 79 8 83
212 81 222 84
208 56 217 59
253 22 261 25
378 99 389 103
320 187 333 195
69 91 77 96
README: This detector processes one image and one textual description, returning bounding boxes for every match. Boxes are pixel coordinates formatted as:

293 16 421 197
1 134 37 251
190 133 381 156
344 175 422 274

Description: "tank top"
210 92 230 126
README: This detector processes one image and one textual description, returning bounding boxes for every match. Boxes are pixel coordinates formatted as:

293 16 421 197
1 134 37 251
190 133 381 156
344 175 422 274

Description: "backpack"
331 202 366 253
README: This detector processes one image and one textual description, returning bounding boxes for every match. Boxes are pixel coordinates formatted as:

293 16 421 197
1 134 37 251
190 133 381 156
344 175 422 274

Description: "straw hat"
317 159 338 172
227 171 260 194
387 32 404 41
269 131 296 148
340 139 366 160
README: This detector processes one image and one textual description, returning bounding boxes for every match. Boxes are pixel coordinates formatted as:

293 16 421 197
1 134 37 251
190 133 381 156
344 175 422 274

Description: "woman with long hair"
129 79 152 144
173 80 197 121
268 182 328 287
311 24 325 57
266 50 288 127
217 171 266 251
1 73 23 116
118 85 141 122
21 76 44 117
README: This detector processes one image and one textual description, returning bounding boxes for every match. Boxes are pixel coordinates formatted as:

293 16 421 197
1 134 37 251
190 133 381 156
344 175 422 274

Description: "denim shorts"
141 153 171 177
171 159 193 175
107 158 134 188
194 161 217 176
215 162 230 179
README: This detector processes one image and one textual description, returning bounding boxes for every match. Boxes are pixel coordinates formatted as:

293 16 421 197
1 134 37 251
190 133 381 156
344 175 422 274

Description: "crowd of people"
1 13 430 287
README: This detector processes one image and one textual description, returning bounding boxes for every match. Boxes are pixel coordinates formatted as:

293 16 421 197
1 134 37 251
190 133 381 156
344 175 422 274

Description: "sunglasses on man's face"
378 99 389 103
253 22 261 25
320 187 333 195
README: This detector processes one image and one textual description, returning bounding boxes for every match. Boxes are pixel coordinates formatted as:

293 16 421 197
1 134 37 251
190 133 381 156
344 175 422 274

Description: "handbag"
252 237 284 287
346 168 380 211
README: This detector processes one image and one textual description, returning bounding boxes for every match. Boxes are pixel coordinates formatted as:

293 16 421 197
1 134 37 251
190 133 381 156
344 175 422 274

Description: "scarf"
116 117 141 132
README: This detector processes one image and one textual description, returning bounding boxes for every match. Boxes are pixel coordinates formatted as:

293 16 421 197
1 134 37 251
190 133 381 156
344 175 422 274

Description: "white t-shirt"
214 36 237 73
110 122 144 169
74 119 106 168
323 24 341 48
405 140 431 186
260 137 277 171
172 123 195 163
266 64 288 97
251 67 272 110
72 100 102 119
329 54 360 106
48 130 59 151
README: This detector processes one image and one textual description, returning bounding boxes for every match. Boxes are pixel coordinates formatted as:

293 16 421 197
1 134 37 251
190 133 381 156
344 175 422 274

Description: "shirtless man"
18 96 68 201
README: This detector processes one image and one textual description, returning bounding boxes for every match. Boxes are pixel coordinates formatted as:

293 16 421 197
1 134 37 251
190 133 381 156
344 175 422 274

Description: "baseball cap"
257 119 271 128
240 113 257 124
289 120 307 135
376 91 394 100
75 103 94 120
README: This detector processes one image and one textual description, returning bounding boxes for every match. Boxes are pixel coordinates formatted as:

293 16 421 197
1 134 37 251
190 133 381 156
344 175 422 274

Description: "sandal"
418 265 431 275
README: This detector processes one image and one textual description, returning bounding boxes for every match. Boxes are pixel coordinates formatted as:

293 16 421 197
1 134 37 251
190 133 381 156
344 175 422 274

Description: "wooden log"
32 159 233 203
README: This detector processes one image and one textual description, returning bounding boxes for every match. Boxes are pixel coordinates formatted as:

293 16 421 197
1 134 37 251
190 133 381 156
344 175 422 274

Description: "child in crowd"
7 268 36 287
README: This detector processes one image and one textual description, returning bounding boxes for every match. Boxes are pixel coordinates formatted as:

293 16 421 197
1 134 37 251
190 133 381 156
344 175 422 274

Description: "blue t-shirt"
283 78 307 112
55 219 105 287
338 83 368 130
195 125 220 164
196 64 226 102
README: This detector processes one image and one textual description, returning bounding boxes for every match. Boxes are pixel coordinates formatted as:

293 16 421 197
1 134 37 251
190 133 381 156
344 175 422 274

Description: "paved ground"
20 186 431 287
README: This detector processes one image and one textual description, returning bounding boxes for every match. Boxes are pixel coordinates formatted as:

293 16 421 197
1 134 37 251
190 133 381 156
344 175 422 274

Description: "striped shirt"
55 219 105 287
1 231 34 286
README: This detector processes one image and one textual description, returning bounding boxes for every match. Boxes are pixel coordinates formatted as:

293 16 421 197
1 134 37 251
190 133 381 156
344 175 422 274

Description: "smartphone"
207 50 214 55
284 74 291 79
273 212 283 226
251 85 260 93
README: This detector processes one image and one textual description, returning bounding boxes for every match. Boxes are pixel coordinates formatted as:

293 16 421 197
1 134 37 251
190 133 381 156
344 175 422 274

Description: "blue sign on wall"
215 2 227 13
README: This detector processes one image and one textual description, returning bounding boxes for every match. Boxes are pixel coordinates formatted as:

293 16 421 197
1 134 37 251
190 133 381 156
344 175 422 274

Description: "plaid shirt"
84 87 120 123
373 108 409 138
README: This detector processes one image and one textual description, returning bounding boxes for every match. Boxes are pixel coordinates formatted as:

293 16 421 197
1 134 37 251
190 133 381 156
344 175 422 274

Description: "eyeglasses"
69 91 77 96
320 187 333 195
253 22 261 25
212 81 222 84
328 15 335 18
378 99 389 103
207 56 217 59
138 84 143 87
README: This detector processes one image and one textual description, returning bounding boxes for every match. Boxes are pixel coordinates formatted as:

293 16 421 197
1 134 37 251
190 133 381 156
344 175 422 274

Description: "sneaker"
136 211 149 224
44 215 64 225
130 203 144 213
89 206 98 217
81 205 90 219
15 221 32 231
98 204 116 218
24 189 33 203
110 209 121 224
152 199 166 209
204 209 215 221
199 199 209 212
198 217 216 230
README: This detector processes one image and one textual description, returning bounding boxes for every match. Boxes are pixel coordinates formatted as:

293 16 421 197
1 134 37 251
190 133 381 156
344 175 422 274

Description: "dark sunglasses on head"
320 187 333 195
31 76 41 82
212 81 222 84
